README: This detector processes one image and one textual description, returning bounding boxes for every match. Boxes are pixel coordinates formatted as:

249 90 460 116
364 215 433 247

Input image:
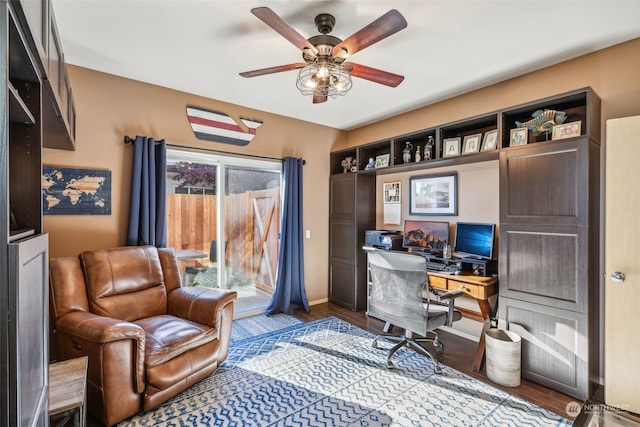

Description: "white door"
605 115 640 414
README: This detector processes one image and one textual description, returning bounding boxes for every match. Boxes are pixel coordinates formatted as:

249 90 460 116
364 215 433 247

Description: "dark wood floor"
293 302 578 422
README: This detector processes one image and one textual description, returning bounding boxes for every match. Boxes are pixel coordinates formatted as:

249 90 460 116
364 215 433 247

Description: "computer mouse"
453 270 462 275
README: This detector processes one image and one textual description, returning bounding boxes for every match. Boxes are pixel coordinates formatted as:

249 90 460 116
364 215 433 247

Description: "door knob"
610 271 626 282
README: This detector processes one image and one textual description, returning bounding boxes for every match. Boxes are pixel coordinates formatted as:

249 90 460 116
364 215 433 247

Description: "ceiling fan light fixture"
296 58 352 99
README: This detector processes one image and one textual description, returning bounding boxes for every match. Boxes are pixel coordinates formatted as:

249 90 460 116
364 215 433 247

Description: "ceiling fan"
239 7 407 104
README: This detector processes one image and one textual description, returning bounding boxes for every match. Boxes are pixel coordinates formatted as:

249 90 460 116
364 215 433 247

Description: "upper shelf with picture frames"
330 87 601 176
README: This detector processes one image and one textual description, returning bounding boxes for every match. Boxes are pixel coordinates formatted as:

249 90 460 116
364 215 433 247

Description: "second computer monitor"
402 220 449 252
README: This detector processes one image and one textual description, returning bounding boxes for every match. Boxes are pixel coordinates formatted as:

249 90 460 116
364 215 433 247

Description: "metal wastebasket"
485 328 521 387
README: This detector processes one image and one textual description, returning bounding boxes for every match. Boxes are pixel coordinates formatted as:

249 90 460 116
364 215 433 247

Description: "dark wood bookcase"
2 1 76 425
329 87 601 400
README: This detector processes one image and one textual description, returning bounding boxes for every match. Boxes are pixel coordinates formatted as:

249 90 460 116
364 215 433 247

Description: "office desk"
428 271 498 372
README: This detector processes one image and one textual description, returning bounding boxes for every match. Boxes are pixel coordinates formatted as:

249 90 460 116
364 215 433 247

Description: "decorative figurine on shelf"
516 109 567 140
402 142 413 163
365 157 376 170
415 146 421 162
341 157 352 173
424 136 434 160
350 158 358 172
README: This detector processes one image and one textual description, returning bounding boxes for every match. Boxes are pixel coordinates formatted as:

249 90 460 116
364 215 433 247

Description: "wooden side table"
49 356 88 427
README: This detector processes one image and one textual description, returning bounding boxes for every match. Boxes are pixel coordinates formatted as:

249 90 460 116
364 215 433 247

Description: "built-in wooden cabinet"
328 173 376 311
14 0 76 150
2 1 63 425
498 89 601 400
330 87 601 400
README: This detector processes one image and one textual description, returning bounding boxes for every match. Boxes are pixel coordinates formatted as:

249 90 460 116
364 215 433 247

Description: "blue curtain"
126 135 167 247
266 157 310 315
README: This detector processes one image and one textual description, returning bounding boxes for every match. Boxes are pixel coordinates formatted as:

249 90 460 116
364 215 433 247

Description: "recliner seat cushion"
134 315 217 367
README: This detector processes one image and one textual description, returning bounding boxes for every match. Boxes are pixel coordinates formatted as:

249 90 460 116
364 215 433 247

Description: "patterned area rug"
230 313 302 343
119 317 572 426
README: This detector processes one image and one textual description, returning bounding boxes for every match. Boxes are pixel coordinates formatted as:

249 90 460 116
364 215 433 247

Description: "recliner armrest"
55 311 146 392
167 286 237 329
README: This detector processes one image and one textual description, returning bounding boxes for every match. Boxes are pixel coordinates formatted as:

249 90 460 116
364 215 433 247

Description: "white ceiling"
51 0 640 131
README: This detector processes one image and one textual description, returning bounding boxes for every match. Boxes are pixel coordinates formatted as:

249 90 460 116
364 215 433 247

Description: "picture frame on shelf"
409 172 458 216
552 120 582 140
481 129 498 151
375 154 390 168
443 137 461 158
510 127 528 146
462 133 482 155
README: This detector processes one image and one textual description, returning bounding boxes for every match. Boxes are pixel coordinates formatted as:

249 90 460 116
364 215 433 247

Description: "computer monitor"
453 222 495 260
402 220 449 252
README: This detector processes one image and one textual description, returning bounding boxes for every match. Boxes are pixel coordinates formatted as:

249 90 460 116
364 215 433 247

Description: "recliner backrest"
81 246 168 321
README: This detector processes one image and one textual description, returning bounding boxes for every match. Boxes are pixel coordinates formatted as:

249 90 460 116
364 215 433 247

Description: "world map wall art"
42 166 111 215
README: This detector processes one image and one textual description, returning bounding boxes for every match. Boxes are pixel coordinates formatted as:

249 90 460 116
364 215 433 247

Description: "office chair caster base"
386 360 395 369
434 365 442 374
372 339 379 349
434 342 444 355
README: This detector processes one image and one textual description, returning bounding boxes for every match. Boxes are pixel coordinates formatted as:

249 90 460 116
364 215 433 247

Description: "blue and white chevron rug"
119 317 572 426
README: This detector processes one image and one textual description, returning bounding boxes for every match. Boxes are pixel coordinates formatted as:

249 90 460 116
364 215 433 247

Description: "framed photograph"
409 173 457 216
552 121 582 140
375 154 390 168
481 129 498 151
443 137 461 158
510 127 528 146
462 133 482 155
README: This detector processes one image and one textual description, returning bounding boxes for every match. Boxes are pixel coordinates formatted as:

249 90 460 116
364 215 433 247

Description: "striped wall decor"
186 106 263 146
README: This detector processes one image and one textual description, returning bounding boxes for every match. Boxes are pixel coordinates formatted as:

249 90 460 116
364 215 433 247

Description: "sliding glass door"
166 149 281 316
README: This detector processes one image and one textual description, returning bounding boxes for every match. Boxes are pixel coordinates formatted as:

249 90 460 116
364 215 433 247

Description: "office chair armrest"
429 287 463 301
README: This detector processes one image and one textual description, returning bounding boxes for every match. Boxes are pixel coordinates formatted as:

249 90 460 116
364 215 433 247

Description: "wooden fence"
166 188 280 289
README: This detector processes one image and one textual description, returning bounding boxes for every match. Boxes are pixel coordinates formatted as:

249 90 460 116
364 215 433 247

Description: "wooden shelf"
8 81 36 125
330 87 598 176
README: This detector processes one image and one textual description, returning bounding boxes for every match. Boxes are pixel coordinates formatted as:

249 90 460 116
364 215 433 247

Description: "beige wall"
344 37 640 150
43 66 346 304
43 37 640 305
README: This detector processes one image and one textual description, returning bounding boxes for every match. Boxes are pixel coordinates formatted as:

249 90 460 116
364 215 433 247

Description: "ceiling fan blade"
239 63 306 78
251 7 318 55
333 10 407 58
344 62 404 87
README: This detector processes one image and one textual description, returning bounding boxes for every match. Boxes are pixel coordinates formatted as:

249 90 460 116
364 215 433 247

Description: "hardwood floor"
293 302 578 422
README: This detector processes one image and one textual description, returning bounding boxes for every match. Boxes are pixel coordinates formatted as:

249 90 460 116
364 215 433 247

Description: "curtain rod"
123 135 305 165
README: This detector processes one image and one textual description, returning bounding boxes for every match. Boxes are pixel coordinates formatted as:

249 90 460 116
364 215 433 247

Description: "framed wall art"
42 166 112 215
552 121 581 140
375 154 390 168
510 127 528 146
462 133 482 155
481 129 498 151
409 173 457 216
443 137 461 158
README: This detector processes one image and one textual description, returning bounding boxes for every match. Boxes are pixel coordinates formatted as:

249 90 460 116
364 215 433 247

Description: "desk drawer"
449 279 484 299
428 276 448 290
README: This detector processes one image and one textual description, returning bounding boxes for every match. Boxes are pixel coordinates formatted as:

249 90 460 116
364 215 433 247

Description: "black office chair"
365 247 463 373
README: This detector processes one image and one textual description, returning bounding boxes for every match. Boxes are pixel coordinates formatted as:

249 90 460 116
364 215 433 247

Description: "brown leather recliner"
49 245 237 426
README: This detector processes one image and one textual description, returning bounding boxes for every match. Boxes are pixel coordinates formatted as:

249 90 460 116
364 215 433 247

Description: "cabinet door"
498 223 588 313
500 139 590 227
330 174 356 218
8 233 49 427
329 259 357 310
18 0 48 68
500 296 588 400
